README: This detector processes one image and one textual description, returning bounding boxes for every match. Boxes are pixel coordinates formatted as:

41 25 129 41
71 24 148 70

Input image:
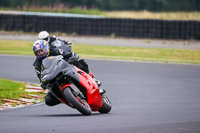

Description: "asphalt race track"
0 55 200 133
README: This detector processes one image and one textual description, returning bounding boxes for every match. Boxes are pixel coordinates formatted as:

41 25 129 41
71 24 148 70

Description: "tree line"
0 0 199 11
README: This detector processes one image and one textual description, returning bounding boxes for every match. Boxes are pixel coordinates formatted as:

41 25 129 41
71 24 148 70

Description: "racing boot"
89 71 102 87
99 88 106 94
88 71 105 94
94 78 102 87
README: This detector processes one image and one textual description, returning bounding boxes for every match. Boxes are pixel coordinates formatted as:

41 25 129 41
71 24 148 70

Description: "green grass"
0 40 33 55
0 7 103 15
0 39 199 64
73 44 200 64
0 79 27 104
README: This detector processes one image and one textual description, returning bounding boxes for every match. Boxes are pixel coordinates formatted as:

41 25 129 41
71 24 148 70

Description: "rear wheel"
63 86 92 115
98 93 112 113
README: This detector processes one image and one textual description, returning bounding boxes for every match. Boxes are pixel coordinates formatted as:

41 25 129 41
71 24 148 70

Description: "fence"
0 13 199 40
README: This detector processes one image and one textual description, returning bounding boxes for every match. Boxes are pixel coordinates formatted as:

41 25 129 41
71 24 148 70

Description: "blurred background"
0 0 200 12
0 0 200 39
0 0 199 64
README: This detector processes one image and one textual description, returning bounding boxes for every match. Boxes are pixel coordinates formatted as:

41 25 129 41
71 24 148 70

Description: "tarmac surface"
0 55 200 133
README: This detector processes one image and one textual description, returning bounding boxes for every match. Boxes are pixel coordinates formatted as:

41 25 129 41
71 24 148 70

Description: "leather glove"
67 41 72 46
40 83 47 90
68 56 78 64
63 40 72 46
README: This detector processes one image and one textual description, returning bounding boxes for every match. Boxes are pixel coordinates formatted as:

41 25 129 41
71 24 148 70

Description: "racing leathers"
48 35 72 47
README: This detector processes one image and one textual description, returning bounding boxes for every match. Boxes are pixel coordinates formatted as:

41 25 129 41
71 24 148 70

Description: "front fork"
49 84 72 107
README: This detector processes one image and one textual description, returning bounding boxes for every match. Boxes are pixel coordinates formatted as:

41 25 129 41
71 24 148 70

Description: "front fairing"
41 55 80 84
41 56 66 83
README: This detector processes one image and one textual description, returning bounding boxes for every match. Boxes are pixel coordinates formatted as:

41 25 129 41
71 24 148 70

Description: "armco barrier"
0 14 199 40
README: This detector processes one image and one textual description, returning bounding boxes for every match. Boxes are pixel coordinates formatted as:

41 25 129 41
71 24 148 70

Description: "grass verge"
0 7 103 15
73 44 200 64
0 79 27 104
0 79 46 106
0 39 199 64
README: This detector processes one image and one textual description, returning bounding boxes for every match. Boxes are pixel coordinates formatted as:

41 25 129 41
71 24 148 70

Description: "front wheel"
63 87 92 115
98 93 112 114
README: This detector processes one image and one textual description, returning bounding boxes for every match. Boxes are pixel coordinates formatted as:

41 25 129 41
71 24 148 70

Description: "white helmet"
38 31 50 42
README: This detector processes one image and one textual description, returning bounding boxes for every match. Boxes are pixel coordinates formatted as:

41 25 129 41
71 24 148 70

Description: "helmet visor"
36 49 45 56
33 40 49 58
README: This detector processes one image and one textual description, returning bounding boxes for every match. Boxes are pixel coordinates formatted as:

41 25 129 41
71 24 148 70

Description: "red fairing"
61 84 71 91
74 66 103 111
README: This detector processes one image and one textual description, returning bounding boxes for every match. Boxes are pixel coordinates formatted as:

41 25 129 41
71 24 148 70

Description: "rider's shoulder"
33 57 41 66
51 35 57 40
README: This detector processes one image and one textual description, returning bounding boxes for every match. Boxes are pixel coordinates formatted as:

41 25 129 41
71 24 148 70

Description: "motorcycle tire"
98 93 112 113
63 87 92 116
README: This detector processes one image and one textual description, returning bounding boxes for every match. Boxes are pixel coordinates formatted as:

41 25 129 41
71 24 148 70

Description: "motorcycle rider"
37 31 101 83
33 39 101 106
38 31 72 47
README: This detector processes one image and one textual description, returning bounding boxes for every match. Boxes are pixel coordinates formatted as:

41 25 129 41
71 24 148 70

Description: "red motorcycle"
41 55 111 115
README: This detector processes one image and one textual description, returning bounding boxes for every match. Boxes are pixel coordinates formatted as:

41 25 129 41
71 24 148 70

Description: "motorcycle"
41 55 112 115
